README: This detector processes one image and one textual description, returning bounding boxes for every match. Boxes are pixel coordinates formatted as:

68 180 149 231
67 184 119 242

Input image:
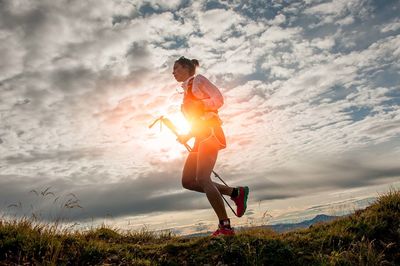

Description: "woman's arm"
195 75 224 111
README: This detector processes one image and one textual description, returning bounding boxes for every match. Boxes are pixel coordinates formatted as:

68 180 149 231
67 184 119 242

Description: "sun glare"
167 112 191 135
147 112 192 160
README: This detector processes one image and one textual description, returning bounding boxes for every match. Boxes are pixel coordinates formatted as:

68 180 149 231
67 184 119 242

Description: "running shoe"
231 186 249 217
212 225 235 237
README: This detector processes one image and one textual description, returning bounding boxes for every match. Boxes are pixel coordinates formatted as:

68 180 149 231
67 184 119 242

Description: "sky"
1 0 399 235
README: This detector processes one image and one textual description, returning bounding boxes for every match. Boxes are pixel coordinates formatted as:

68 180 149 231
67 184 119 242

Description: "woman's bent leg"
182 152 233 196
196 139 228 220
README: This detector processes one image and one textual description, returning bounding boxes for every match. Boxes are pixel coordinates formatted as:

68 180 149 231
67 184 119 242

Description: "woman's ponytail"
191 59 199 67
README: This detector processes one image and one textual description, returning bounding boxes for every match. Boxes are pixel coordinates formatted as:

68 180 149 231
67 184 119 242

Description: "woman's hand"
177 133 192 144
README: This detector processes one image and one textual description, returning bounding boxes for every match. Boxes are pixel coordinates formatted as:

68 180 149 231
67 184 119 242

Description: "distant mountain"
266 214 340 233
184 214 341 238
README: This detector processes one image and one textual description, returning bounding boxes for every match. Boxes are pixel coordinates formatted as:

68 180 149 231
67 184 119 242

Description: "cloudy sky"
1 0 399 235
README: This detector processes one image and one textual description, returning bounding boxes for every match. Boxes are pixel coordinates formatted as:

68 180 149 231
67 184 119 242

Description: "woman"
172 56 249 236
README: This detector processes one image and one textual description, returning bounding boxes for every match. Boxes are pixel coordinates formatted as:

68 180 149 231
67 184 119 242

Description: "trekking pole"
149 116 238 217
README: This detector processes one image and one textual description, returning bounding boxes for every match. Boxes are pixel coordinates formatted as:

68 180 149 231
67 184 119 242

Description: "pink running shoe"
231 186 249 217
212 225 235 237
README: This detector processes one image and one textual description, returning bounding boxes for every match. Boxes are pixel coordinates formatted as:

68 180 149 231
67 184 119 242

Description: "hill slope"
1 190 399 265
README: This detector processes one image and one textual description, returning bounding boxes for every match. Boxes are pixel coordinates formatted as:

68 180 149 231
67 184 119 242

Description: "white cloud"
237 21 267 36
146 11 194 41
270 66 294 78
381 18 400 33
304 0 372 28
259 25 302 43
305 0 368 17
270 13 286 25
145 0 183 9
197 8 245 39
311 37 336 50
336 15 355 26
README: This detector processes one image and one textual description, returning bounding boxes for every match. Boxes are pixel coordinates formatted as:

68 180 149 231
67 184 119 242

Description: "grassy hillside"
1 189 399 265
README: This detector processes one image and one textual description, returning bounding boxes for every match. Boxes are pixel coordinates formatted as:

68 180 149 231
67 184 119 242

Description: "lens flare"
147 112 191 160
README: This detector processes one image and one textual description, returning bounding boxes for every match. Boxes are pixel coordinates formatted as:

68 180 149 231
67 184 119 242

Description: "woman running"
172 56 249 236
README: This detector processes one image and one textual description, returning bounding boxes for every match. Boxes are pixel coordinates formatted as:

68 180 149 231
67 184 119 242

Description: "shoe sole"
239 186 249 217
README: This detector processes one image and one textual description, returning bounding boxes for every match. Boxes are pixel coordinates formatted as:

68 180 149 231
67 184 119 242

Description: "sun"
147 111 192 160
167 112 191 135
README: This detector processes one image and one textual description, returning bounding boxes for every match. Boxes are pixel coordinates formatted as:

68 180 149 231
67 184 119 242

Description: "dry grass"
0 189 399 265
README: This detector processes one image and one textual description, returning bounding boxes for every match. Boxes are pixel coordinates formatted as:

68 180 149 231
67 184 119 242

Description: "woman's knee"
182 179 197 190
196 177 212 188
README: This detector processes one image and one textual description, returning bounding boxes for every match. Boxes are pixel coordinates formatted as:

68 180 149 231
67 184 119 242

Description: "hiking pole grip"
148 116 163 129
161 118 179 135
160 117 192 152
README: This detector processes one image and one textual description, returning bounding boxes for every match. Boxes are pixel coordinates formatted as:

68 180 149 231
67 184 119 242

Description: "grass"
0 189 399 265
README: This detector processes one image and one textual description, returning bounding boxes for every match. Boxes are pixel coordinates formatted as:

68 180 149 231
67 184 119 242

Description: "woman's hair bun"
191 59 199 67
175 56 199 75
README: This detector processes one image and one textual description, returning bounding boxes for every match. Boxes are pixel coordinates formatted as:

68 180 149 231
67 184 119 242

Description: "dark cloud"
0 1 46 32
50 67 97 94
0 165 210 221
126 42 149 59
233 0 284 21
74 185 207 220
111 0 190 25
248 156 400 202
126 41 152 72
3 148 105 165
